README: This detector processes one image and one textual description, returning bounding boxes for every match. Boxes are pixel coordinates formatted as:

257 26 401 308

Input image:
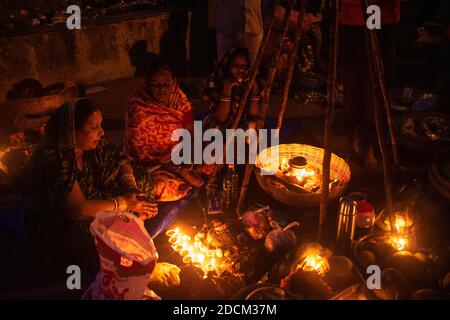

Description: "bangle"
109 197 118 211
250 95 261 101
116 196 127 211
220 94 231 102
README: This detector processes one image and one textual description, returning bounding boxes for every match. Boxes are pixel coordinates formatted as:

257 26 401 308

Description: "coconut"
283 270 333 299
411 289 446 300
382 268 410 299
441 272 450 294
329 256 354 279
389 251 425 282
373 285 398 300
358 250 377 270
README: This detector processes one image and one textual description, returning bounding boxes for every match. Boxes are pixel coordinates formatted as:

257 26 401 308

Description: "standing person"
340 0 400 168
215 0 264 64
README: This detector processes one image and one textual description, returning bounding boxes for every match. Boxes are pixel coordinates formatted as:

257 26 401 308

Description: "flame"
387 213 413 233
166 228 225 278
292 167 316 182
389 235 408 251
298 254 329 275
280 158 289 172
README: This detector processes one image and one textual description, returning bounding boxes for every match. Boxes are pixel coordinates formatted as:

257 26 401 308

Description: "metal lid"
289 156 308 169
338 197 357 216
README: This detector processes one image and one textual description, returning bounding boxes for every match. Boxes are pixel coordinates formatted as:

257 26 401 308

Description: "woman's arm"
248 82 262 117
66 180 158 221
66 181 115 220
215 79 239 123
118 162 139 193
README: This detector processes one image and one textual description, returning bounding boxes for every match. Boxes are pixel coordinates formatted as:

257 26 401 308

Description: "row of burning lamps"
166 228 223 278
166 211 414 279
166 227 331 278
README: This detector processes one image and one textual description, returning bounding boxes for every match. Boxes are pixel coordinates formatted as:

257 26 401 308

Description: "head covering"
44 98 81 151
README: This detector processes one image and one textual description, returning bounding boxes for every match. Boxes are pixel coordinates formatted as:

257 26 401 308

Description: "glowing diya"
165 227 228 278
298 254 330 276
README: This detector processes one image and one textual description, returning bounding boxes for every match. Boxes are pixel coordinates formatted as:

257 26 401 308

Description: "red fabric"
182 109 194 127
356 200 375 215
340 0 400 26
125 76 192 166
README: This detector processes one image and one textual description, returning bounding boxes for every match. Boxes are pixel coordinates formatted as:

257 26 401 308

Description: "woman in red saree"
125 62 207 202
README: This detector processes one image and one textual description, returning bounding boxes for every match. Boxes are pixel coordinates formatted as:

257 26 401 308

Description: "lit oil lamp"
166 227 225 278
389 235 408 251
385 211 414 251
298 254 330 276
288 156 316 183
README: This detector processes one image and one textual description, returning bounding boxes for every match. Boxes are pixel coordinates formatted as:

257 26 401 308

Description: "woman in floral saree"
15 98 157 286
125 61 213 201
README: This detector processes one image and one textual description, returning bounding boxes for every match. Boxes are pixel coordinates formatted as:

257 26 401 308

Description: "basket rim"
255 143 351 183
6 81 78 103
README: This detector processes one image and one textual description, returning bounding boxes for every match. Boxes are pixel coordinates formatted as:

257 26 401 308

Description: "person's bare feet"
180 168 204 188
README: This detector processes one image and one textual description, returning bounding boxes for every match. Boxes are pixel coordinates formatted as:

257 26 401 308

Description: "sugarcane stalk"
361 0 399 167
276 0 307 130
360 0 396 231
318 0 340 241
235 0 297 216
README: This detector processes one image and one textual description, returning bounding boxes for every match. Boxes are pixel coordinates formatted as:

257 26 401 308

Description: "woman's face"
229 55 249 82
149 70 174 106
75 111 104 151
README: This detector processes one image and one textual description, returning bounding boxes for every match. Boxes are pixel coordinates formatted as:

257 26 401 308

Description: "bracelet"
250 95 261 101
109 197 118 211
220 94 232 102
116 196 127 211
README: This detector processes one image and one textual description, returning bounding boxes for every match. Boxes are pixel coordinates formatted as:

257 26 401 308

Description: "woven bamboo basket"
7 81 79 116
254 144 351 207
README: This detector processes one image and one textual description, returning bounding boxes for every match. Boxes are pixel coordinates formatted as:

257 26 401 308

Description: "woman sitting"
203 47 263 132
15 98 157 283
125 61 210 198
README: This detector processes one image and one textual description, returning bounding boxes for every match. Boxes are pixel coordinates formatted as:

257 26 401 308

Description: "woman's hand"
149 262 181 288
222 78 240 96
122 193 158 220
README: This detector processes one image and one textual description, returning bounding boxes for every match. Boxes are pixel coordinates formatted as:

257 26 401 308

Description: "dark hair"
44 98 101 147
145 59 173 80
74 98 102 130
228 47 251 65
222 47 251 77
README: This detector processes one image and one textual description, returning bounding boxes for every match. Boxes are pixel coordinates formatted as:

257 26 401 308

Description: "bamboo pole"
318 0 340 241
361 0 399 167
235 0 297 216
208 0 281 185
276 0 307 130
360 0 396 231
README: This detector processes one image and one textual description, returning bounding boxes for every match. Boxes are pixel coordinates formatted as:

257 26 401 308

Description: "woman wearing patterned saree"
16 98 157 284
125 62 212 201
